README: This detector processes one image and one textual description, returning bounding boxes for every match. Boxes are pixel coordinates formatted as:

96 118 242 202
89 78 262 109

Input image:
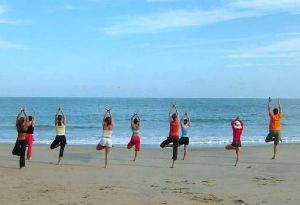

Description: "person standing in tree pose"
225 116 244 167
12 108 28 168
179 112 191 160
265 97 283 159
160 103 180 168
50 106 67 165
127 113 141 161
96 109 114 168
26 111 35 160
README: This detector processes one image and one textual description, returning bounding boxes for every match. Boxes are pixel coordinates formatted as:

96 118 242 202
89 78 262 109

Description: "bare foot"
57 158 62 165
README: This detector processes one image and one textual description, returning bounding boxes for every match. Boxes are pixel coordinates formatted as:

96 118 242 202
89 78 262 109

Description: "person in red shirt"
127 113 141 161
160 103 180 168
265 97 283 159
225 116 244 167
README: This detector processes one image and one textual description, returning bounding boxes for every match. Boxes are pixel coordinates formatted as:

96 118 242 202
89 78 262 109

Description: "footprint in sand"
171 187 190 194
254 176 285 186
180 179 196 185
164 179 196 185
191 193 223 203
233 199 250 205
201 180 216 187
98 185 114 191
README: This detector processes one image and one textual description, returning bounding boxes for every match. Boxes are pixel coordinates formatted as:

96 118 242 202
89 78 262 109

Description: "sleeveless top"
56 123 65 136
26 124 34 134
103 130 113 138
181 125 189 137
169 120 180 137
132 126 140 135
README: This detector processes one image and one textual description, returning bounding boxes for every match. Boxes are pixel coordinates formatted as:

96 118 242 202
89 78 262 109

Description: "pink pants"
26 134 34 160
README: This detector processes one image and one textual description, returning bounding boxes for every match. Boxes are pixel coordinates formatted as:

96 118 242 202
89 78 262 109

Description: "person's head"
133 118 139 125
183 119 188 125
273 108 279 115
28 116 33 122
19 117 25 124
172 113 177 121
57 115 63 122
234 120 242 129
104 117 112 126
57 114 63 126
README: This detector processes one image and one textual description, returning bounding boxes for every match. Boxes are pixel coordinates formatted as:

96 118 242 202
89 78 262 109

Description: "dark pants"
50 135 66 157
12 139 27 168
265 130 281 145
160 136 179 160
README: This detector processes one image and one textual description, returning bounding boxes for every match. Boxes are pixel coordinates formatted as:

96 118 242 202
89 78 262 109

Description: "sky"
0 0 300 98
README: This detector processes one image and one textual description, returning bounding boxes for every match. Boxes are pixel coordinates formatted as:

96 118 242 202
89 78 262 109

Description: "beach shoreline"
0 143 300 205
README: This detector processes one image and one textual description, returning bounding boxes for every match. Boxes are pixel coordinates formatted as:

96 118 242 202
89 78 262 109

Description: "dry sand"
0 143 299 205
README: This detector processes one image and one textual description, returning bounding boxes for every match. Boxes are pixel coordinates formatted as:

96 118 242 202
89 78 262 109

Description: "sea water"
0 98 299 146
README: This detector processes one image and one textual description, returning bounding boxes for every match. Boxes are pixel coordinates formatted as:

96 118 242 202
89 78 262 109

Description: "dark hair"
172 113 177 121
28 116 33 121
183 119 188 125
17 117 25 132
57 115 63 126
105 117 112 126
133 118 139 124
273 108 279 115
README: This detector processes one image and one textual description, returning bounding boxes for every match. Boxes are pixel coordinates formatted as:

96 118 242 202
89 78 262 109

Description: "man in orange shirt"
265 97 283 159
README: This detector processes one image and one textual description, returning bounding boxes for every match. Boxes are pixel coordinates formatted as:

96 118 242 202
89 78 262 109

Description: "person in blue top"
179 112 191 160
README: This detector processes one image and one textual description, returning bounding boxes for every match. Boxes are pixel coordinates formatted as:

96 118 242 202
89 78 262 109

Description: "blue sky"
0 0 300 98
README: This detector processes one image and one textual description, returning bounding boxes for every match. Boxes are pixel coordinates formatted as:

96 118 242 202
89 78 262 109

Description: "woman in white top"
96 109 114 168
50 106 67 165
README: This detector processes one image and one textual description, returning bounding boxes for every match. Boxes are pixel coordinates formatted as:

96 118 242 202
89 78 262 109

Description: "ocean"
0 98 299 146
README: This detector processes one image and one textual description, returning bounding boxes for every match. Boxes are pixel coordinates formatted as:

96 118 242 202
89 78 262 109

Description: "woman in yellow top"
265 97 283 159
12 108 28 168
50 106 67 165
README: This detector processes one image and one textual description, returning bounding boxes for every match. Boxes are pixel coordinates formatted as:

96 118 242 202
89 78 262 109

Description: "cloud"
230 0 300 13
0 40 27 50
0 4 21 25
99 0 300 36
227 37 300 58
0 5 6 15
99 9 260 35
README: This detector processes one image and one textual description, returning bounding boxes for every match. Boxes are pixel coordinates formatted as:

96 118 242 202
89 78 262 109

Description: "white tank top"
102 130 112 138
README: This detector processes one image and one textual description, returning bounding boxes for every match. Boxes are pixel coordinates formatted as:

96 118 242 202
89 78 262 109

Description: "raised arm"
169 104 174 122
102 108 113 128
268 97 272 114
186 112 191 127
278 98 283 113
32 110 36 126
108 110 113 127
55 107 61 125
174 105 179 122
23 108 28 126
16 108 24 125
131 114 136 129
60 107 67 124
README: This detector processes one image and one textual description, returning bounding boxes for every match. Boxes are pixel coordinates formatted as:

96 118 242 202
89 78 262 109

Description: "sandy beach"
0 143 299 205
